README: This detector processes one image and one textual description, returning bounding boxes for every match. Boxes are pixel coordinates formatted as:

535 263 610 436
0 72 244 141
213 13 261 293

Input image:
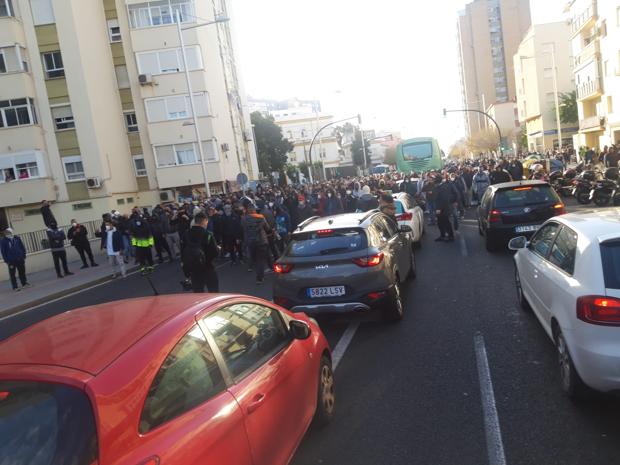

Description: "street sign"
236 172 248 186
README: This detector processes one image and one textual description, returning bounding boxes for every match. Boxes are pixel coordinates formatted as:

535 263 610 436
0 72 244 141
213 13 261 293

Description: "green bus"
396 137 444 173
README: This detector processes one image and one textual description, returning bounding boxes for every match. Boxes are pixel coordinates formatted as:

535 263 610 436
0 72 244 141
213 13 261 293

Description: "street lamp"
443 108 504 156
176 13 230 199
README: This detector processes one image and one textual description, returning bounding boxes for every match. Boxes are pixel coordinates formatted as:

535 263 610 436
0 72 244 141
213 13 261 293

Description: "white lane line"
474 333 507 465
458 232 468 257
331 322 360 371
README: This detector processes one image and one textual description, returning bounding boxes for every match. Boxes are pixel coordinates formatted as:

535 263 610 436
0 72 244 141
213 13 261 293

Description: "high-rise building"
0 0 258 235
457 0 531 137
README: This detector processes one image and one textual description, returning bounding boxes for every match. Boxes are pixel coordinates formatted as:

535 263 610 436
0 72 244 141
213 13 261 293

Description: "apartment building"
457 0 531 138
514 22 578 151
566 0 620 149
0 0 257 235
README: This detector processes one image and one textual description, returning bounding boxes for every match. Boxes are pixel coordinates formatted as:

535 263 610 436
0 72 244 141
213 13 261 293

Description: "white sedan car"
510 209 620 397
393 192 425 247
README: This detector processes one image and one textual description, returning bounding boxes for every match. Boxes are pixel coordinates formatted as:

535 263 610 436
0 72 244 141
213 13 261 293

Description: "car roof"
554 208 620 242
490 180 549 191
0 294 233 376
298 212 379 232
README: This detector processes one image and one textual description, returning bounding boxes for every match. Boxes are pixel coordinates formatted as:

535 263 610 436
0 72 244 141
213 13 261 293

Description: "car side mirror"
289 320 311 340
399 225 413 234
508 236 528 250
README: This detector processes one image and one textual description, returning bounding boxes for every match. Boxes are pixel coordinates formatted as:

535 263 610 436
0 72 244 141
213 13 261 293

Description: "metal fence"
17 219 102 254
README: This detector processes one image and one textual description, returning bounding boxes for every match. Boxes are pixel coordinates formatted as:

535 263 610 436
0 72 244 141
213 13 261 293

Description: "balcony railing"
579 115 605 131
576 78 602 100
573 40 599 69
570 2 597 36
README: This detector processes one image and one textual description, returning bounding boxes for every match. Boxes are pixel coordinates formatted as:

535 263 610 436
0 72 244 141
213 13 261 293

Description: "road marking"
458 232 468 257
474 333 507 465
331 322 360 370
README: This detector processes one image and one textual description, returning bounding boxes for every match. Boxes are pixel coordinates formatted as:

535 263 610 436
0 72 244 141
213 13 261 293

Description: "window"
600 240 620 290
133 155 147 176
139 325 225 433
546 92 556 103
51 105 75 130
107 19 122 42
15 162 39 179
548 226 578 275
0 98 37 128
136 46 202 76
0 152 44 183
72 202 92 211
530 223 560 259
129 0 195 29
0 52 5 74
154 141 217 167
144 93 210 122
30 0 54 25
117 198 125 205
125 112 138 132
0 0 14 17
42 51 64 79
62 156 85 182
617 6 620 27
543 67 553 79
287 228 366 257
204 303 291 380
115 65 130 89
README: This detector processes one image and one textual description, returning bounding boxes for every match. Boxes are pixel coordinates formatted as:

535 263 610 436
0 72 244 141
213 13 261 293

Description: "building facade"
486 100 520 153
566 0 620 150
0 0 257 235
457 0 531 137
513 22 578 151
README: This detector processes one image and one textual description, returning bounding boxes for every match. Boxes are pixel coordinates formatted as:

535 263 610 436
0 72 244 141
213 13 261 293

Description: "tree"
517 125 528 152
251 111 294 175
559 91 578 124
466 128 499 154
384 146 397 165
351 128 372 167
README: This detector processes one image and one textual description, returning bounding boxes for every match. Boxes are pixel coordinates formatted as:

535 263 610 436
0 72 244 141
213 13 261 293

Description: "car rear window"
494 185 560 209
600 240 620 289
288 228 367 257
0 381 98 465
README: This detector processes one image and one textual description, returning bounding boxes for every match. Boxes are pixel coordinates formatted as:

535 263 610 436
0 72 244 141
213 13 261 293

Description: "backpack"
182 234 210 272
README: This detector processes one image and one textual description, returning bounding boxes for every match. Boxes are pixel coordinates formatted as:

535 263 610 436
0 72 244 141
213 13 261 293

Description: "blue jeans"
427 200 436 224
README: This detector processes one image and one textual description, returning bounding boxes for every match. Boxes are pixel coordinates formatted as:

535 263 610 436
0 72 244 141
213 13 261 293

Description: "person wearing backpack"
241 199 272 285
182 212 219 293
46 221 74 278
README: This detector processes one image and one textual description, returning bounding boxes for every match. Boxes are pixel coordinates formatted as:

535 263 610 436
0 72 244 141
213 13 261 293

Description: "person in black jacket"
40 200 57 228
46 222 73 278
433 175 456 242
183 212 219 293
221 204 243 264
68 219 98 269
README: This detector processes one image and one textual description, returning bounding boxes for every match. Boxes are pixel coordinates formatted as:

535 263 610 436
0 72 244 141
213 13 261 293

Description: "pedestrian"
357 186 379 212
162 207 181 259
297 195 315 223
489 164 512 184
148 214 172 263
131 217 154 275
1 228 30 291
433 175 455 242
103 221 126 278
472 168 490 205
275 205 291 251
241 199 272 285
40 200 57 228
67 219 98 269
221 203 243 264
378 193 398 221
182 212 219 293
507 159 524 182
46 221 73 278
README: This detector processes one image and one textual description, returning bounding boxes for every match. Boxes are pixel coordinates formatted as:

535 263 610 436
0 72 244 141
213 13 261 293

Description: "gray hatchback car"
273 211 416 322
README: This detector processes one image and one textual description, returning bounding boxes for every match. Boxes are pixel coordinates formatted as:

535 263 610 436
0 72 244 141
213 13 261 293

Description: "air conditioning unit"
159 190 175 202
86 177 102 189
243 130 253 142
221 143 230 152
138 74 153 86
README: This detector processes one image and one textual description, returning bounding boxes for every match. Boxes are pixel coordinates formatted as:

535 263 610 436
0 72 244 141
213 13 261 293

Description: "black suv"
477 180 564 252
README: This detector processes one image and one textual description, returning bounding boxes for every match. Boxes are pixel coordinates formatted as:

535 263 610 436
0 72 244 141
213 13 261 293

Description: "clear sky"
232 0 565 151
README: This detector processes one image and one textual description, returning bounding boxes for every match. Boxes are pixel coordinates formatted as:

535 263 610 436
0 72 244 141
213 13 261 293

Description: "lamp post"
176 13 230 198
443 108 504 156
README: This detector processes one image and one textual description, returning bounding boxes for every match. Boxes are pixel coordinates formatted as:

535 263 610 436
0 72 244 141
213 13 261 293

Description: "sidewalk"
0 257 137 319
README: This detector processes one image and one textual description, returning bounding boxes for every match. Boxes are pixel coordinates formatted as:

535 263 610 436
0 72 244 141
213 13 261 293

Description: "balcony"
576 78 603 101
573 40 600 70
570 1 597 37
579 115 605 132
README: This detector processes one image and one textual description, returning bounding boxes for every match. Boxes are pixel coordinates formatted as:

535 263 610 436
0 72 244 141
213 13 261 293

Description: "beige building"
566 0 620 150
0 0 257 238
514 22 578 151
486 100 520 153
457 0 531 137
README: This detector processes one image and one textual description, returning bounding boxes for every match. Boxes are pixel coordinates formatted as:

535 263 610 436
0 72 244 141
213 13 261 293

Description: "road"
2 203 619 465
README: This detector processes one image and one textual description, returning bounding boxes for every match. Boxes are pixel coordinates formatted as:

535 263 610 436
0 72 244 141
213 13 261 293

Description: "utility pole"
549 43 562 150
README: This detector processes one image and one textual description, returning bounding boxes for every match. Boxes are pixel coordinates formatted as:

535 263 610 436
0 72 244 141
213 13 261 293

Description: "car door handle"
247 393 266 415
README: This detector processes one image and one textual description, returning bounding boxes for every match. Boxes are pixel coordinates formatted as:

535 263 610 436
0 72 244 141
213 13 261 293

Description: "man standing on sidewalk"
46 222 73 278
241 200 272 285
1 228 30 291
103 221 126 278
68 219 98 269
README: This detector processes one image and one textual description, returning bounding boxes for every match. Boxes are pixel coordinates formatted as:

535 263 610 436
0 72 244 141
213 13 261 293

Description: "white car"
509 209 620 397
393 193 425 247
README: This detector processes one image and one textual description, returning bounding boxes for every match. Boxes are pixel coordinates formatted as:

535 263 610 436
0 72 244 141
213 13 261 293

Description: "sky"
231 0 565 151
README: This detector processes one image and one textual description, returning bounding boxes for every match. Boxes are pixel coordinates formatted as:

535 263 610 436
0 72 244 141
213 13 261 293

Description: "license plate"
515 225 540 233
307 286 346 298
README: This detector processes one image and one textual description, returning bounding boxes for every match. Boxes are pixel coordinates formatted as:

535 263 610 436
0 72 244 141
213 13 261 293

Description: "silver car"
273 211 416 322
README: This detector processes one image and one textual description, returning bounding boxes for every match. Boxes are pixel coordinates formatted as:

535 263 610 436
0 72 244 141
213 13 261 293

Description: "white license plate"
307 286 346 298
515 225 540 233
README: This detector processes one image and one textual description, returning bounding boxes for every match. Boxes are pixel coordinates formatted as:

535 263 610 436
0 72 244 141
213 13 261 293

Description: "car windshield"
495 186 560 208
287 228 367 257
0 381 98 465
600 240 620 289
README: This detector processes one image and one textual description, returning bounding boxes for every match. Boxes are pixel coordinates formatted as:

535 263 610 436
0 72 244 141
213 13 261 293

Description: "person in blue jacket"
1 228 30 291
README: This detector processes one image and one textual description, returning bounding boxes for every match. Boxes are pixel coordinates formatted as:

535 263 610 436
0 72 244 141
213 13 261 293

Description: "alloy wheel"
321 364 335 414
557 333 572 392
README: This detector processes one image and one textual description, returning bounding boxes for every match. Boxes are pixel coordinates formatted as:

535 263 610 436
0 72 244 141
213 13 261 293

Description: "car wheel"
555 329 588 399
515 266 531 312
593 192 611 207
478 220 484 236
408 249 417 280
383 280 404 323
576 190 591 205
313 356 335 427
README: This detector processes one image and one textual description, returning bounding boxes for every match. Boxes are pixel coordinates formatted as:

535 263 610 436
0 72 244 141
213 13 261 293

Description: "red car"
0 294 335 465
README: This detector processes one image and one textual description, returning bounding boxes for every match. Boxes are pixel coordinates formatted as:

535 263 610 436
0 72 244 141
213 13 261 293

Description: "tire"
408 248 417 280
478 220 484 236
555 329 589 399
593 191 611 207
383 280 404 323
313 356 335 427
515 267 531 312
576 190 591 205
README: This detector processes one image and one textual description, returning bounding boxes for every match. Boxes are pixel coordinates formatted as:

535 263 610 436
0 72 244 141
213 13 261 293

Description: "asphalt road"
2 200 619 465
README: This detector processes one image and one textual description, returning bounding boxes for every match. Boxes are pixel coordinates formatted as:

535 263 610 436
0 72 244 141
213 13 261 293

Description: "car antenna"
145 274 160 296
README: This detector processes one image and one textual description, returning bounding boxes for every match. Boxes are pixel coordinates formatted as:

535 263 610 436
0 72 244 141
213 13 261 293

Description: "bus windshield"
402 141 433 160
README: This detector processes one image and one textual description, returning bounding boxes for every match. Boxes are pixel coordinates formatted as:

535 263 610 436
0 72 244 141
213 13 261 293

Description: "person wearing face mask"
344 189 357 213
104 221 126 278
324 189 343 216
1 228 30 291
68 219 98 269
297 195 315 223
46 221 73 278
182 212 220 292
131 217 154 275
221 203 243 265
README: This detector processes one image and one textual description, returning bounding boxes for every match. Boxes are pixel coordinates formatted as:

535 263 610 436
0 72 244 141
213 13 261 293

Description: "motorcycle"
572 169 601 205
550 169 578 198
590 168 620 207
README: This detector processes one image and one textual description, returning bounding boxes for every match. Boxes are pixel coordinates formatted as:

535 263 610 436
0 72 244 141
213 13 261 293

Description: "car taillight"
489 210 502 223
353 252 384 267
577 296 620 326
274 263 294 274
397 212 413 221
0 391 9 401
367 291 387 300
553 203 565 215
